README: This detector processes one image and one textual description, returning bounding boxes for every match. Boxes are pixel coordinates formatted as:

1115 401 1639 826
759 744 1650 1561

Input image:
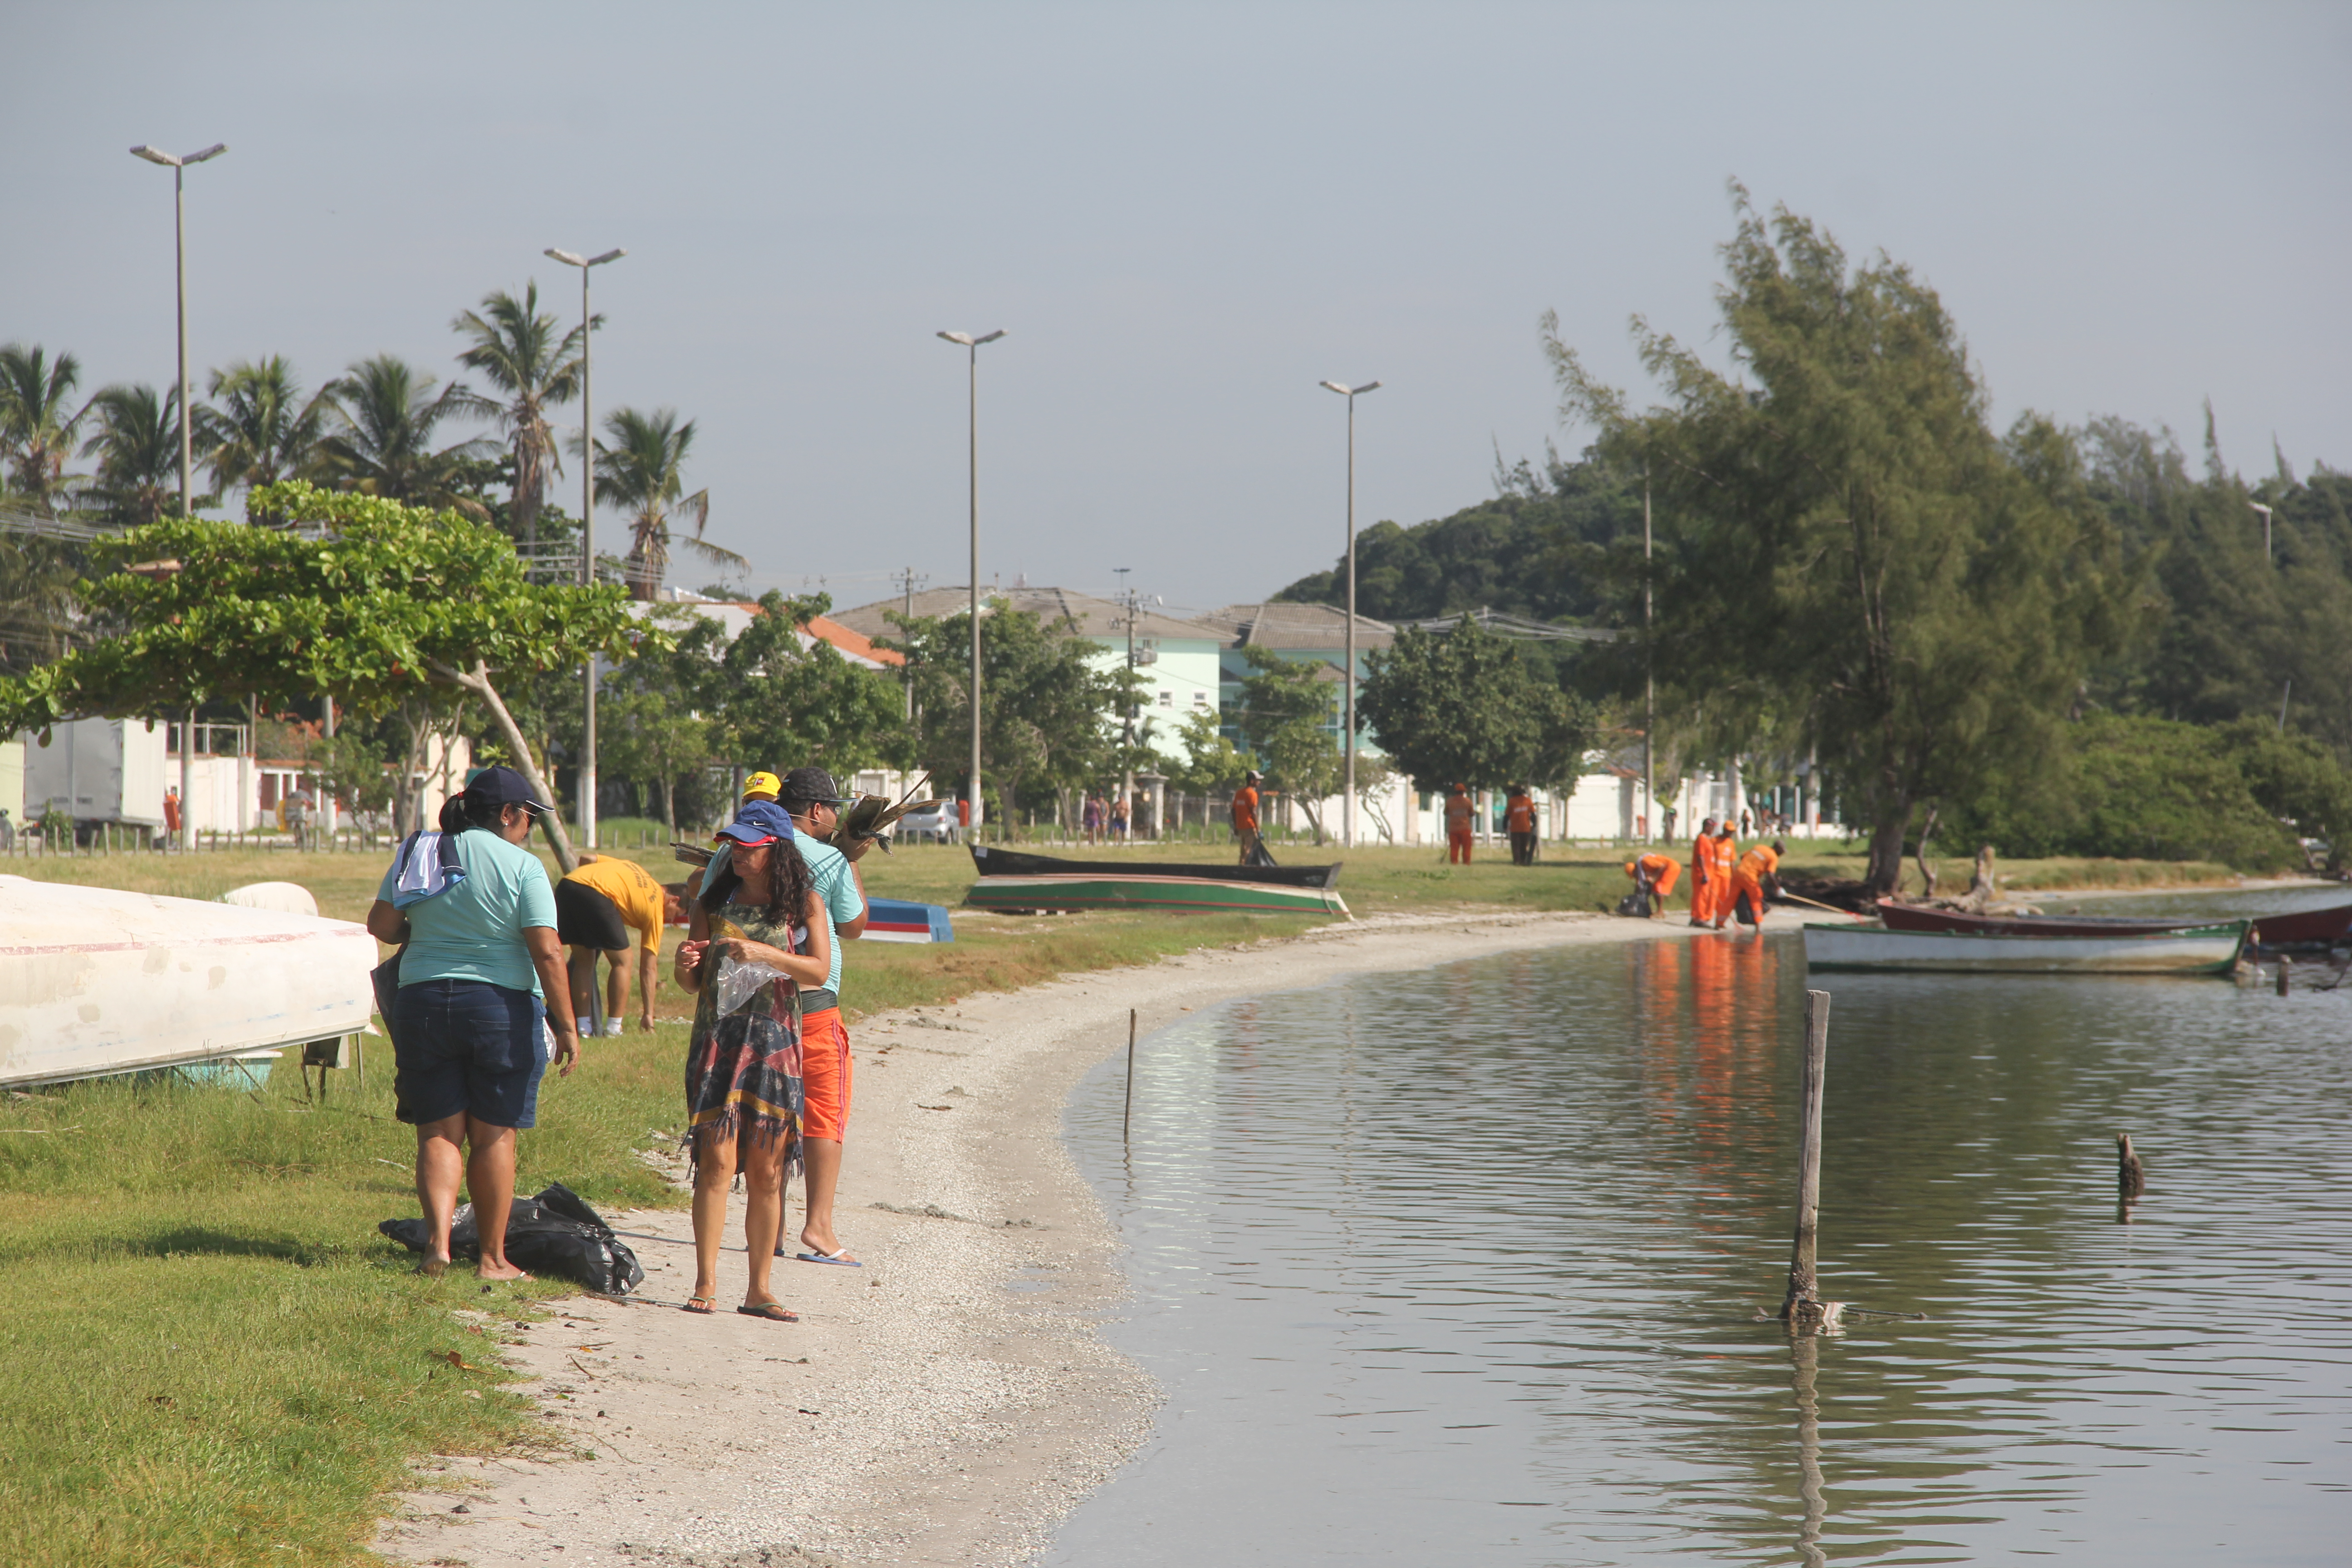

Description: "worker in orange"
1444 784 1475 864
1724 838 1785 931
1504 784 1537 866
1704 820 1740 930
1686 816 1720 926
1232 769 1264 865
1624 850 1681 917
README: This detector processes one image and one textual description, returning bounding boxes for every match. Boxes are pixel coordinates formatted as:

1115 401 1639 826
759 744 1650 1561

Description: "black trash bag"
1614 888 1652 918
379 1181 644 1294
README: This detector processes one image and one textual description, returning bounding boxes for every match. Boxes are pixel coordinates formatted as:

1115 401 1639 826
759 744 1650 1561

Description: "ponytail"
437 794 503 835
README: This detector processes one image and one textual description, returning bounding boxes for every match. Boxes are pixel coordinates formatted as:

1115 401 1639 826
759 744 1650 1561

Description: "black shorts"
391 979 549 1128
556 880 631 951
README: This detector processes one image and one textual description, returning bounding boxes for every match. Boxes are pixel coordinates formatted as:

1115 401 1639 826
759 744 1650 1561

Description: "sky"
8 2 2347 618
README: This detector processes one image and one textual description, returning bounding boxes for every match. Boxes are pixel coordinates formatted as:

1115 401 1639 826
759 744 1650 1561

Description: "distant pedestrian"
1111 794 1130 840
1444 784 1474 865
365 766 579 1281
955 797 970 844
0 808 14 851
1504 785 1537 866
163 787 181 838
1083 794 1104 846
285 787 314 850
1232 770 1267 865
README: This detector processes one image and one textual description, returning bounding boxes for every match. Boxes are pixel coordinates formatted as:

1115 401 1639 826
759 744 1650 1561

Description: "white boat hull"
1801 920 2248 975
0 874 376 1086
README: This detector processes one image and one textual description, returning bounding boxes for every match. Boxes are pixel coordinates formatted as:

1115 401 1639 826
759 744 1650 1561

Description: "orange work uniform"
1626 852 1681 916
1705 832 1740 926
1727 842 1780 928
1687 833 1719 924
1444 790 1474 864
1232 784 1263 864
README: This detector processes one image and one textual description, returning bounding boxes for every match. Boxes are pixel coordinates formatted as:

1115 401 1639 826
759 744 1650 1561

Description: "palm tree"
0 343 90 509
316 354 492 515
200 356 330 501
78 383 210 527
592 406 745 599
451 282 587 556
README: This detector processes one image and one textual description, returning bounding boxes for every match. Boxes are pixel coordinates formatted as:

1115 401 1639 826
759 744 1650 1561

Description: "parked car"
895 802 957 844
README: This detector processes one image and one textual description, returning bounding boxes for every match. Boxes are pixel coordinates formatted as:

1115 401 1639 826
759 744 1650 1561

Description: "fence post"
1780 988 1843 1333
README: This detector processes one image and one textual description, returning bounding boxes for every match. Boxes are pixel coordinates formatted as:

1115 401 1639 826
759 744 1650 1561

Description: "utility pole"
1115 569 1138 825
1644 469 1655 844
894 566 925 721
938 329 1007 841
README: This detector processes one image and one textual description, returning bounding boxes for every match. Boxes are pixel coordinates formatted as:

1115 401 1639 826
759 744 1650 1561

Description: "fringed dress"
683 902 805 1175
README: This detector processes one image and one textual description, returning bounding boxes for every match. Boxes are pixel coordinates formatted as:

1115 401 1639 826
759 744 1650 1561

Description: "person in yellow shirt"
556 853 679 1035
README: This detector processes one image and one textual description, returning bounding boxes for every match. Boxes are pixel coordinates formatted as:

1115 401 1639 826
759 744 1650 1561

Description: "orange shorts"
799 1006 852 1142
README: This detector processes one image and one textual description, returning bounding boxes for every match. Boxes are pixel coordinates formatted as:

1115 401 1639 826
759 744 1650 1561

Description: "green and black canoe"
964 845 1349 917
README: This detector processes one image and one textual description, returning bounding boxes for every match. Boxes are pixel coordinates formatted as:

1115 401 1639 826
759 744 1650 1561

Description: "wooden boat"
0 874 376 1087
1876 897 2352 949
1804 918 2250 975
965 845 1349 917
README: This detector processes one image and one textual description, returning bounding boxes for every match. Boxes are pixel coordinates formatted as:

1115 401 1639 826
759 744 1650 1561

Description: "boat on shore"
0 875 375 1087
1804 918 2250 975
1877 897 2352 950
965 845 1349 917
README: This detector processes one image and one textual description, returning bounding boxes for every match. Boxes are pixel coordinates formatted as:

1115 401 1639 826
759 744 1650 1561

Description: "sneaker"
603 1018 624 1038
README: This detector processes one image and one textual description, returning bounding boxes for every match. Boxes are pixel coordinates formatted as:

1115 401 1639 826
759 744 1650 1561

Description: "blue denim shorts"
391 978 549 1129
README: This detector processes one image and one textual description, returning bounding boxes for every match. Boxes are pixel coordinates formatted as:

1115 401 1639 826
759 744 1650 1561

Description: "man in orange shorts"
773 767 871 1265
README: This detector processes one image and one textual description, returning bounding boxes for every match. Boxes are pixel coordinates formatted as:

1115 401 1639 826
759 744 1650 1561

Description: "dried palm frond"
828 794 942 856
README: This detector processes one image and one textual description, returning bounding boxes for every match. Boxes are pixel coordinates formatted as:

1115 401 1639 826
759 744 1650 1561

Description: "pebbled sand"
373 906 1770 1567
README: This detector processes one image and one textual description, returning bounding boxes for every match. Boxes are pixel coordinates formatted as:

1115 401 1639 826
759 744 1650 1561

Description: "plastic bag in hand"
714 953 791 1016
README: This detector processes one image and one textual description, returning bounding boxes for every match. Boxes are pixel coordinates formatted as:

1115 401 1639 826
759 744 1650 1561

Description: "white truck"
22 717 169 842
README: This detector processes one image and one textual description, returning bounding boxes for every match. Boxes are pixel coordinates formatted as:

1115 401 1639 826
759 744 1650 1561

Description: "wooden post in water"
1122 1008 1138 1142
2276 956 2292 996
1781 988 1844 1333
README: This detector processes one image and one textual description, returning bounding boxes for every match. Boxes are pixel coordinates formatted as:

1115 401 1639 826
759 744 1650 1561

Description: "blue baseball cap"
716 799 797 844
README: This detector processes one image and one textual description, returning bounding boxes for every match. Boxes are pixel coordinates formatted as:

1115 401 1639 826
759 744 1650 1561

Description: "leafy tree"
316 355 492 515
0 480 658 872
0 343 88 508
2216 716 2352 867
1228 648 1346 840
200 356 329 500
452 283 586 556
1163 707 1250 795
1357 617 1597 794
1545 191 2136 893
713 591 908 779
600 608 729 830
0 534 88 678
889 603 1138 821
76 384 207 526
591 407 741 599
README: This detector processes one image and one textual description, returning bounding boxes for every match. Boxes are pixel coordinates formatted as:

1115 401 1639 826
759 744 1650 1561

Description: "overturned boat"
0 875 376 1087
1803 918 2250 976
1876 896 2352 951
965 845 1350 917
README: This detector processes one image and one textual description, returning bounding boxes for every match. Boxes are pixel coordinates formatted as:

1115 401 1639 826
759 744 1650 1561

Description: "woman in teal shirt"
367 766 579 1279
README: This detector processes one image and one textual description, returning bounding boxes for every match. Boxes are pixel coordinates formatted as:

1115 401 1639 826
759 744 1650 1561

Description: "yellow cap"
742 771 782 800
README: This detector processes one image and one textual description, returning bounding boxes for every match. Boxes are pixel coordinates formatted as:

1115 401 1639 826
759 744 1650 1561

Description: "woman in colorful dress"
671 816 831 1320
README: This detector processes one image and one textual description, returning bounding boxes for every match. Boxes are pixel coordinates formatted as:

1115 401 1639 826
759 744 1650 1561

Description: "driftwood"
2117 1133 2146 1200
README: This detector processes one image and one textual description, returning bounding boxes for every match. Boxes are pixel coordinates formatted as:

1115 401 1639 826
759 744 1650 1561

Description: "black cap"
463 764 550 814
780 765 850 808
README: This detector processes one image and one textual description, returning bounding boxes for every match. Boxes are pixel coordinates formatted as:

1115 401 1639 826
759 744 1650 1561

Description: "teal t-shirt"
794 837 865 996
377 829 559 997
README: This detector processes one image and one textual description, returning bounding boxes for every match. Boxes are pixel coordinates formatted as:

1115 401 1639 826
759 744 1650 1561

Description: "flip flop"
792 1247 864 1267
682 1295 717 1315
738 1301 800 1322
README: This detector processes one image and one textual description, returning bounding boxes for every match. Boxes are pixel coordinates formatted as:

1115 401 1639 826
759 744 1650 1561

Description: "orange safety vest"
1505 794 1535 832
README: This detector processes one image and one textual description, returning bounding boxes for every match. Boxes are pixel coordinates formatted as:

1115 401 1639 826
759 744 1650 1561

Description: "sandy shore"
374 905 1779 1568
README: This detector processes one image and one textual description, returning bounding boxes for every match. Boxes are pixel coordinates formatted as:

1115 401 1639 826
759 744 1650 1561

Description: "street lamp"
939 329 1007 842
128 142 227 521
2250 500 2274 561
1319 378 1381 849
546 245 624 849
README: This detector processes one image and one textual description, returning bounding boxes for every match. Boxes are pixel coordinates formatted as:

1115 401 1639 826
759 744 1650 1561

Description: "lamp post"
546 246 624 848
128 142 227 520
1643 468 1654 844
2250 500 2274 562
939 329 1006 841
1319 379 1381 848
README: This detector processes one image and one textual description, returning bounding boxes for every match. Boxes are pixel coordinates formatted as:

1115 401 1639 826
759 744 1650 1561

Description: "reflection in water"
1048 932 2352 1566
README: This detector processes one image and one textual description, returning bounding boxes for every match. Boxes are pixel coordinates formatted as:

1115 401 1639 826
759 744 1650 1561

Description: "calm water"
1044 929 2352 1565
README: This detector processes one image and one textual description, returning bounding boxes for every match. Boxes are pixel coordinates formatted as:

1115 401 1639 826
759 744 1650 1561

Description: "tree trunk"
1912 807 1940 898
1863 799 1910 896
437 660 579 874
660 775 676 833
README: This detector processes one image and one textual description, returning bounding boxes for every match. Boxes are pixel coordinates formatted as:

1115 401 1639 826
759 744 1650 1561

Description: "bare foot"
418 1255 449 1279
475 1259 532 1282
